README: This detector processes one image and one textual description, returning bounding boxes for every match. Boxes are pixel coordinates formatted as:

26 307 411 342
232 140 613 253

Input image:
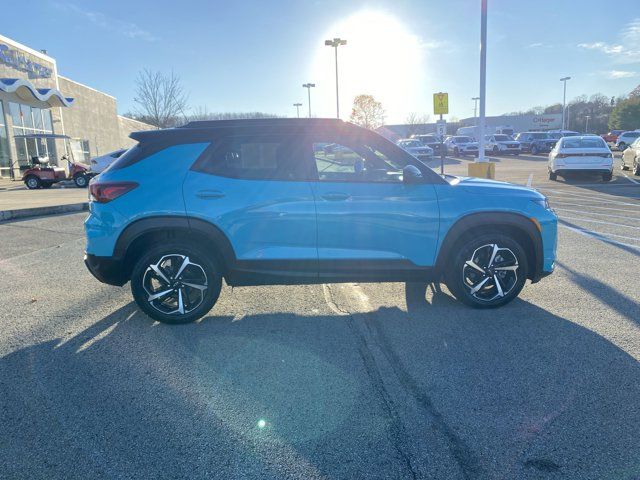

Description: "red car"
601 130 625 143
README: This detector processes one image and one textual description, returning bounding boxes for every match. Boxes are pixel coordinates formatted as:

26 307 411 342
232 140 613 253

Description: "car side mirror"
403 165 423 184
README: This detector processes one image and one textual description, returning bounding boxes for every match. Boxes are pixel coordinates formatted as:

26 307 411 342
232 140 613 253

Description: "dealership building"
0 33 154 178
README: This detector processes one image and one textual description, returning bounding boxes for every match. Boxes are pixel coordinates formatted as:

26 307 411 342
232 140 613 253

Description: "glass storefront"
9 102 56 166
0 102 10 173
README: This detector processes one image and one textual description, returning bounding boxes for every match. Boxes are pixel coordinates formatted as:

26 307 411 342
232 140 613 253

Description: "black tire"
549 171 558 181
618 143 626 151
492 146 499 154
25 175 41 189
602 172 613 182
74 174 88 188
634 159 640 176
531 145 539 155
453 147 460 157
130 242 222 324
444 233 528 309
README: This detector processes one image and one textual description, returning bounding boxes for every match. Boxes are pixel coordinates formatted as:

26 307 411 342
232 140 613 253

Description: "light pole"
325 37 347 118
293 103 302 118
560 76 571 131
302 83 315 118
472 97 480 123
477 0 488 163
585 115 590 133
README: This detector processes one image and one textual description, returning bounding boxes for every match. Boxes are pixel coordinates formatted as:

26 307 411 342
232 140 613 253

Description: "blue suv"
85 119 557 324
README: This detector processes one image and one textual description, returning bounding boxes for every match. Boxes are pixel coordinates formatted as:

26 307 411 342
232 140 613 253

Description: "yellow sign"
433 92 449 115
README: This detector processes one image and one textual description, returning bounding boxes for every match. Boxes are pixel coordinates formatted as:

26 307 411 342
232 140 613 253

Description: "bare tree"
187 107 281 121
405 112 431 137
133 69 188 128
350 94 385 129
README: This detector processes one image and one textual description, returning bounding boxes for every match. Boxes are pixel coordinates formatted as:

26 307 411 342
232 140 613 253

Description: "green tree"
608 97 640 130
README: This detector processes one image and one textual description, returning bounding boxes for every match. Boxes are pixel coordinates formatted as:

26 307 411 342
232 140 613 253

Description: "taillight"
89 181 138 203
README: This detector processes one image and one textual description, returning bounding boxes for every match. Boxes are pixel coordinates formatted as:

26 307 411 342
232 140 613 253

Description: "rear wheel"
492 145 499 154
602 172 613 182
25 175 41 189
549 170 558 181
444 234 528 308
618 142 626 151
130 243 222 324
634 159 640 176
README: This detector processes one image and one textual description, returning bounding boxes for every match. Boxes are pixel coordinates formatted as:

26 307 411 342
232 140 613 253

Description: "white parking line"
560 223 640 251
560 215 640 230
623 173 640 185
550 200 639 213
526 173 533 187
555 207 640 221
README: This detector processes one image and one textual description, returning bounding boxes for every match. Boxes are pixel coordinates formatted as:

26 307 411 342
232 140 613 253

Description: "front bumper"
84 253 128 286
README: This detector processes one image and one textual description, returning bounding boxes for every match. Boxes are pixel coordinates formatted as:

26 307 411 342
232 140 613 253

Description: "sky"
3 0 640 123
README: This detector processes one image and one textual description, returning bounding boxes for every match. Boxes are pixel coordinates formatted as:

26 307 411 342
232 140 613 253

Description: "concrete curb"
0 203 89 222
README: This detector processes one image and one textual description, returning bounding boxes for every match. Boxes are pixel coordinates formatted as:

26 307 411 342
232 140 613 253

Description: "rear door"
183 132 318 267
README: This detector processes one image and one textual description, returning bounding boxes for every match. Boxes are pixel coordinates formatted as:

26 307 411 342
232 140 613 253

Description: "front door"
308 133 440 276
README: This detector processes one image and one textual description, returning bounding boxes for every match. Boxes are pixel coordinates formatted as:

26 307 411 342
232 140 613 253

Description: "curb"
0 202 89 222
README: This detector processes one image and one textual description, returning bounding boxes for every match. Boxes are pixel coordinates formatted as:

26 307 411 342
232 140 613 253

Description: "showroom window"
0 102 10 175
9 102 55 166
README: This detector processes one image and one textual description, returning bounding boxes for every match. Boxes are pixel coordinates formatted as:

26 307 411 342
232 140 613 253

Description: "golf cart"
17 133 95 189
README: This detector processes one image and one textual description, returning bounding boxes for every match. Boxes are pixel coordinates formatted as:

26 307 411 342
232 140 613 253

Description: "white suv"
444 136 479 157
484 134 521 155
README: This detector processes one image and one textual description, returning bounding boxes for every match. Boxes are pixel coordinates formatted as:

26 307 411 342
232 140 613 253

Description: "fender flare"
113 215 237 268
435 211 543 280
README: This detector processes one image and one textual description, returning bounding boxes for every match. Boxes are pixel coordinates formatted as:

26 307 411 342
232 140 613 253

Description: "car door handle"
320 193 350 201
196 190 225 199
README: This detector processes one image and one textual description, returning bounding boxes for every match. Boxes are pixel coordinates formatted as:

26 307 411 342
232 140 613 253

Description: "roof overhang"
0 78 74 108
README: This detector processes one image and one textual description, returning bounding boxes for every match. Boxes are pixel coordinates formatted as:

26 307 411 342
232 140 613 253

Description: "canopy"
0 78 74 108
14 133 71 139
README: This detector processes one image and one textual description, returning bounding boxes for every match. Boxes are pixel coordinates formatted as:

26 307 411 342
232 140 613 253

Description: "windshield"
400 140 422 148
454 136 473 143
561 137 607 148
623 131 640 138
530 132 550 139
417 135 437 142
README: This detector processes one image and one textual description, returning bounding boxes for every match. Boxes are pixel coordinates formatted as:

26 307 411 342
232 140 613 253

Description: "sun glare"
310 11 429 123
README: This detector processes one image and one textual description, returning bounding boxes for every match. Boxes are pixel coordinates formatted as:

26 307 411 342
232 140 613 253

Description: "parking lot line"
526 173 533 187
560 215 640 230
560 223 640 250
549 200 638 213
623 174 640 185
554 207 640 221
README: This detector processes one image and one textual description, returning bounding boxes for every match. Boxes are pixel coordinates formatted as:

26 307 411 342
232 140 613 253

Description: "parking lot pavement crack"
322 284 420 479
363 315 486 480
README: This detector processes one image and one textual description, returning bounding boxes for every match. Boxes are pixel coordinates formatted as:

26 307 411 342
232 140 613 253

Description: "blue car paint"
86 143 557 275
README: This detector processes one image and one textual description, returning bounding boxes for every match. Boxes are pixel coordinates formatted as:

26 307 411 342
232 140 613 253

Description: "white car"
484 134 521 155
615 131 640 151
396 139 433 159
548 135 613 182
444 136 479 156
89 148 128 174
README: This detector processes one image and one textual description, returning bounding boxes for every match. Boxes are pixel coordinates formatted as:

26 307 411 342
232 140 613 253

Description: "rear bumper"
84 253 128 286
553 167 613 174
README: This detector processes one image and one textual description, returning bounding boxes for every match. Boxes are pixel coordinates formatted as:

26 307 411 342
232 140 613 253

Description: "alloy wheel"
462 244 519 302
142 254 208 316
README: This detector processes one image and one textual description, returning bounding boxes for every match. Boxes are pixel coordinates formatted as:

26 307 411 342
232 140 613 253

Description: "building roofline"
0 33 56 65
57 75 116 99
117 114 156 129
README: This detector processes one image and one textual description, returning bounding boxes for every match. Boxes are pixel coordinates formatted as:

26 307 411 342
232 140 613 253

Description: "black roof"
129 118 356 142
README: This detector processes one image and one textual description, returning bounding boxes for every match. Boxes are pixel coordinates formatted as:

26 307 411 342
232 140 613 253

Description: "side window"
195 135 312 181
312 138 405 183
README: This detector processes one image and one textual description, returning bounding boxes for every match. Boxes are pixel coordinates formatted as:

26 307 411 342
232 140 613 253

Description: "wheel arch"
435 212 543 281
113 216 237 281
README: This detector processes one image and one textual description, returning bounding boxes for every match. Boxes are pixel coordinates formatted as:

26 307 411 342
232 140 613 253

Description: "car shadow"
2 293 640 479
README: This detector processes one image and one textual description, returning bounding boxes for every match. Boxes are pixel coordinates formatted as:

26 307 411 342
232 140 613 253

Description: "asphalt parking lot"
0 154 638 479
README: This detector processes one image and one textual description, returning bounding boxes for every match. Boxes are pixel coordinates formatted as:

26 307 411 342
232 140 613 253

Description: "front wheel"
634 159 640 176
618 143 626 151
130 243 222 324
74 173 88 188
531 145 539 155
444 234 528 309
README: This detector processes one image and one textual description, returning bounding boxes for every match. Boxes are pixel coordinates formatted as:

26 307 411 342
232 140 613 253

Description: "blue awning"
0 78 74 108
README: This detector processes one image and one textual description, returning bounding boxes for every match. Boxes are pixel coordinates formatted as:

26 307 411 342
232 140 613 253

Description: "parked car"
621 137 640 175
84 118 557 324
615 131 640 151
548 135 613 181
514 132 557 154
444 136 479 156
483 134 521 155
90 148 128 174
411 134 442 155
547 130 580 140
601 130 625 143
396 139 433 159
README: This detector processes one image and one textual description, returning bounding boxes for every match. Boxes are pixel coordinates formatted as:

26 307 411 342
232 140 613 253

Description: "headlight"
531 197 550 210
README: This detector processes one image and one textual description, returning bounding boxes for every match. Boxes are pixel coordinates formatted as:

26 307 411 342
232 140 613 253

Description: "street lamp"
585 115 590 133
472 97 480 123
560 76 571 131
477 0 488 163
293 103 302 118
325 37 347 119
302 83 315 118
